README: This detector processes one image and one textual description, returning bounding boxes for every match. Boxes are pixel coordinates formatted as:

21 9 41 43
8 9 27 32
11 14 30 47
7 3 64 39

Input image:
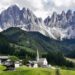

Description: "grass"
60 69 75 75
0 66 75 75
0 65 6 71
0 68 56 75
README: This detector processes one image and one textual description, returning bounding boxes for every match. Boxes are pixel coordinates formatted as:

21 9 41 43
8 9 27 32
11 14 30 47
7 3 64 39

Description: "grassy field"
0 66 75 75
0 65 6 71
60 69 75 75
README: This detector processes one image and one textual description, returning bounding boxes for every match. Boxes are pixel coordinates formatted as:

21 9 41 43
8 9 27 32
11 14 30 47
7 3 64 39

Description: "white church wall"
43 59 48 66
15 63 20 68
33 63 38 68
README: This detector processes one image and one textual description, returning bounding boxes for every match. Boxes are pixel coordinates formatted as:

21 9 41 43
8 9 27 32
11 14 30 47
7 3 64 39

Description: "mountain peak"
9 4 20 9
1 5 75 40
61 11 66 16
66 9 72 20
52 12 57 17
44 16 51 25
51 12 58 23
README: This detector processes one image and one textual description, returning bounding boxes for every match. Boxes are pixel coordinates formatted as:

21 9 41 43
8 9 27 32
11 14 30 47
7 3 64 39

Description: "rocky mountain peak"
61 11 66 16
1 5 75 40
8 5 20 10
44 16 51 26
66 10 72 22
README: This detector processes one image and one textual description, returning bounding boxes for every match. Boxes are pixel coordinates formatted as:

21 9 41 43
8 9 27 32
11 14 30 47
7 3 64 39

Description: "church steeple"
36 49 39 61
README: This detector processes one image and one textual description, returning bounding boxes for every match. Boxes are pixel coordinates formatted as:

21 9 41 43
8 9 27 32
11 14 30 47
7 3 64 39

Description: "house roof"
0 56 9 59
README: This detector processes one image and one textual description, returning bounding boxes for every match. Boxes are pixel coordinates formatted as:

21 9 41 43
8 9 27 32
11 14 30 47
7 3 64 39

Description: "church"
27 50 48 68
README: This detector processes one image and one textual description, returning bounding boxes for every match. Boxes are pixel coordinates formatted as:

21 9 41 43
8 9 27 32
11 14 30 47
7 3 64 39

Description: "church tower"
36 49 39 61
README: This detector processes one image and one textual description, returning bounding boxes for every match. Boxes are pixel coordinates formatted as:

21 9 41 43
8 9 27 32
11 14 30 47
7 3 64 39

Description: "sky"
0 0 75 19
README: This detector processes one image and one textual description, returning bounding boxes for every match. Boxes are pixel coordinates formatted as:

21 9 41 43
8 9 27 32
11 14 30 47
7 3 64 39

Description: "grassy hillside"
60 69 75 75
0 65 6 71
0 66 75 75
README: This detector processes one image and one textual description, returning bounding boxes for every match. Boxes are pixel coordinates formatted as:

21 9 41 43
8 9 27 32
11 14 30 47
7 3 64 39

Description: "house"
28 50 48 68
0 56 9 65
0 56 21 70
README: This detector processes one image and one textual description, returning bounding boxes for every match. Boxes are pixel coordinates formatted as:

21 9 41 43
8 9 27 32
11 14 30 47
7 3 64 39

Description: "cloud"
0 0 75 19
49 0 75 11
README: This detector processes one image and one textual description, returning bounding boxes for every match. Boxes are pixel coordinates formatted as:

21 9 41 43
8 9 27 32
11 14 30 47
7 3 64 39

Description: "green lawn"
0 66 75 75
0 65 6 71
60 69 75 75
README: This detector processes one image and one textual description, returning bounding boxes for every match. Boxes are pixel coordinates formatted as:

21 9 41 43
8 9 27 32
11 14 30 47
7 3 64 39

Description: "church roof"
38 58 47 62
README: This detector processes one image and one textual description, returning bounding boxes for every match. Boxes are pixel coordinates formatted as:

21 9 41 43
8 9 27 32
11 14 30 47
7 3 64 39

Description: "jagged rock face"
1 5 75 40
0 5 21 29
44 16 51 26
0 5 49 38
0 5 43 31
44 10 75 40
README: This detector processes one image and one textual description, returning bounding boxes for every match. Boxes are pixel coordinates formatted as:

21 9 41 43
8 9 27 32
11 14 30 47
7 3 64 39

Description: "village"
0 50 55 70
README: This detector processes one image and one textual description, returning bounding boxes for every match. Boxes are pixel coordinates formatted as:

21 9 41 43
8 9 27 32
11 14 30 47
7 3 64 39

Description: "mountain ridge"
0 5 75 40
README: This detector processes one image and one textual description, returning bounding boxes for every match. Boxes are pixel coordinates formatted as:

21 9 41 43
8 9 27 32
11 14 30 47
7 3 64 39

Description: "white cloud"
0 0 11 11
52 0 75 9
0 0 75 19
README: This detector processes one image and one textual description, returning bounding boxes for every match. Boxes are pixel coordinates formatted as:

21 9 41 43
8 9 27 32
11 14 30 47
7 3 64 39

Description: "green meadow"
0 66 75 75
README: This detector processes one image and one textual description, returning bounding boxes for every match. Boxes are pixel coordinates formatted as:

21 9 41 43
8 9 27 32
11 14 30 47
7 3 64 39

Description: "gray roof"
38 58 47 62
0 56 9 59
28 58 47 65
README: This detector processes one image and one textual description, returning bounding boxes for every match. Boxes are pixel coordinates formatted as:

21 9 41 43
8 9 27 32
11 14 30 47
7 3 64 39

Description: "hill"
0 33 14 55
2 27 75 55
0 27 75 67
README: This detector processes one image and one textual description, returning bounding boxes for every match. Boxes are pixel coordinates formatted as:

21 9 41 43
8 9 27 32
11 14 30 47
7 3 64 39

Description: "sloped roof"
0 56 9 59
38 58 47 62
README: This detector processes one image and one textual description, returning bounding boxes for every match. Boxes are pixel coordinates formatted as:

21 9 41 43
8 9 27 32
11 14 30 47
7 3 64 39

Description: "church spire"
36 49 39 61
